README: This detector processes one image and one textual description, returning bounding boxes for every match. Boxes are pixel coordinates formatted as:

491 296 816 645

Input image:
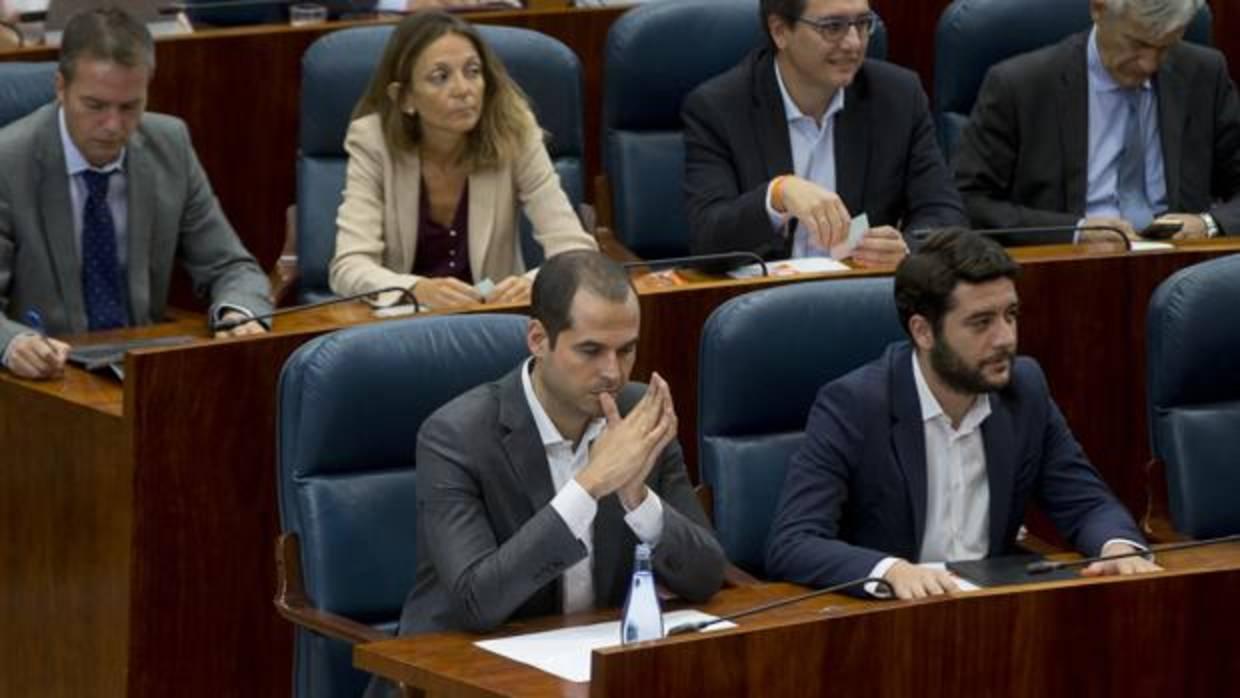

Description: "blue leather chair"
602 0 887 260
297 25 585 302
0 62 56 128
1146 254 1240 539
698 278 904 577
935 0 1213 159
275 313 529 698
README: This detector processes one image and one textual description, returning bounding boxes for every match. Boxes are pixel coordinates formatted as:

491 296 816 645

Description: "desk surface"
355 542 1240 697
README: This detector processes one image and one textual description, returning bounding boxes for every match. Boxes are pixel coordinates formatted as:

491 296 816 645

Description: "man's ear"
54 70 67 105
768 14 794 52
908 314 935 353
527 318 548 358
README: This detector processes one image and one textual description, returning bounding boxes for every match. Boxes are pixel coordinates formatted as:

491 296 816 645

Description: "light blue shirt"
1085 26 1168 219
766 61 846 258
59 107 129 273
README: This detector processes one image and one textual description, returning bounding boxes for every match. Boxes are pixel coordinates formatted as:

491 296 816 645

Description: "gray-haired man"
955 0 1240 242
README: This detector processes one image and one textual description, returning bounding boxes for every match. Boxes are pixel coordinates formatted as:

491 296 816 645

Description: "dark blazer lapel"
834 70 870 213
34 107 87 334
1155 51 1189 212
889 346 928 554
124 130 154 325
1057 37 1090 215
497 367 557 514
751 49 794 181
979 395 1016 554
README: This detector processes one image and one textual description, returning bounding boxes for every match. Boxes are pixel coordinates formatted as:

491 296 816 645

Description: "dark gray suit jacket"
682 48 966 260
397 366 725 636
955 32 1240 239
0 103 270 351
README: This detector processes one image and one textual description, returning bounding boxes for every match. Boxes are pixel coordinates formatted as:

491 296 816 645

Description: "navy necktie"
1117 89 1155 232
80 170 129 331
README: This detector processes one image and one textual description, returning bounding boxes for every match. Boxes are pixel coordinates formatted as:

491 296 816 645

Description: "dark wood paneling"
0 378 131 697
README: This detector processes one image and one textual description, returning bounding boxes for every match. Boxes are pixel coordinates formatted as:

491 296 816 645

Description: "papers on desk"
727 256 851 279
921 562 983 592
475 610 734 683
1130 240 1175 253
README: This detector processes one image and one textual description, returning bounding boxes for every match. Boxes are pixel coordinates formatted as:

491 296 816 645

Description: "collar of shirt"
1087 25 1152 95
520 357 606 453
911 352 992 436
774 60 846 132
58 106 126 177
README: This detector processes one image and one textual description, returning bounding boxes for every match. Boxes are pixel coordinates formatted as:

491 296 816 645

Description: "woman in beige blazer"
330 11 597 309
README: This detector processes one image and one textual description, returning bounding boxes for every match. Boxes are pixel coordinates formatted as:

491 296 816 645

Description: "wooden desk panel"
356 545 1240 697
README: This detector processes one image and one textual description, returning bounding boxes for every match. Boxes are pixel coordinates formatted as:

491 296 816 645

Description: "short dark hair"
760 0 805 45
58 7 155 84
530 251 635 347
894 229 1021 336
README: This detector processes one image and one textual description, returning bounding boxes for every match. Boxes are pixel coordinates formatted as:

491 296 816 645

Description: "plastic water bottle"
620 543 664 644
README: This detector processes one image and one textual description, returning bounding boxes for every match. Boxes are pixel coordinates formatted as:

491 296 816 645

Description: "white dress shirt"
520 358 664 614
765 61 847 259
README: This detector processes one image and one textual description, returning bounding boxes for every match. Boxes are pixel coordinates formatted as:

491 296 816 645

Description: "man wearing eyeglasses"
683 0 966 267
955 0 1240 241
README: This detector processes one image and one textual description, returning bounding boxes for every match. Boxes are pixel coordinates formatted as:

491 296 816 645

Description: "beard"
929 337 1014 395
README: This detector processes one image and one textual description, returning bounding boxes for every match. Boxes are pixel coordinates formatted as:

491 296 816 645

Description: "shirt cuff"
213 304 261 330
765 179 789 232
865 557 901 598
622 488 664 547
551 478 598 542
374 0 407 11
1101 538 1148 557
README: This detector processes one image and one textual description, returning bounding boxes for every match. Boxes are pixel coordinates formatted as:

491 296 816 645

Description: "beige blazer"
329 113 597 303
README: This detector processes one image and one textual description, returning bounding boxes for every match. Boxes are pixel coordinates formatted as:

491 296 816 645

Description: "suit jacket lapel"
752 50 794 182
467 168 497 282
834 76 870 213
1057 38 1090 215
34 107 87 334
979 396 1016 554
890 347 928 555
1155 53 1189 211
497 368 557 515
125 131 153 324
396 150 421 273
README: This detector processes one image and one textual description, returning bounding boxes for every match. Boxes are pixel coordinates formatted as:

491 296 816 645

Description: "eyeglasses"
796 12 877 42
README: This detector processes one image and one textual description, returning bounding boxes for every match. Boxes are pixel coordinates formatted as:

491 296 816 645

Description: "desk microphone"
622 251 770 277
665 576 894 636
912 224 1139 251
1026 533 1240 574
214 286 418 332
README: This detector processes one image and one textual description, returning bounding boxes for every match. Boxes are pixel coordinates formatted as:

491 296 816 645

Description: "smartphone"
1141 219 1183 240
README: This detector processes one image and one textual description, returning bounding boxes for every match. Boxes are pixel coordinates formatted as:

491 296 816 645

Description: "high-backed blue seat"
0 62 56 128
1146 254 1240 539
275 313 529 698
297 25 585 302
935 0 1213 159
603 0 887 260
698 278 904 577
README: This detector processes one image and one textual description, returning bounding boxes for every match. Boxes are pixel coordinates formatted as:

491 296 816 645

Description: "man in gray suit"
393 250 724 640
955 0 1240 242
0 7 270 380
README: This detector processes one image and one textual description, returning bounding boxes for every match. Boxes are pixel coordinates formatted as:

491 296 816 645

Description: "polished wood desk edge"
355 544 1240 688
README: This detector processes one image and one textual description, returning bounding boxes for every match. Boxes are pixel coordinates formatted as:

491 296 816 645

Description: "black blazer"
955 32 1240 239
682 48 966 259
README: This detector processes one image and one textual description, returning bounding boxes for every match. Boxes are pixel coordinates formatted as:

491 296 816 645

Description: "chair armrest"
273 533 389 645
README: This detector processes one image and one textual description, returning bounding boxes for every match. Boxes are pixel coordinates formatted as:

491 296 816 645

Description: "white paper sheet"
921 562 983 592
474 610 735 683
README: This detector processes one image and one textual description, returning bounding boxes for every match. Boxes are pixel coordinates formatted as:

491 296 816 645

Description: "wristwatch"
1200 212 1220 238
